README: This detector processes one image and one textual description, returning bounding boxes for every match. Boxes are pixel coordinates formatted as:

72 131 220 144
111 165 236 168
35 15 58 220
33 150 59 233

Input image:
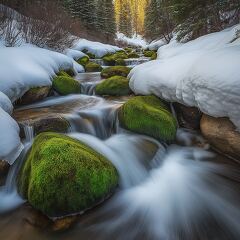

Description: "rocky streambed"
0 51 240 240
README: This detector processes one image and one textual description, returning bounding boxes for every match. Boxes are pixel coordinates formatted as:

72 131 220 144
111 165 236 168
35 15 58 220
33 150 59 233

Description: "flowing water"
0 59 240 240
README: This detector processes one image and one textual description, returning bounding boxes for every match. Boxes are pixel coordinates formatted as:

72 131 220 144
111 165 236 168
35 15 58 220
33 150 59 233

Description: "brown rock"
52 216 78 232
16 86 51 105
200 114 240 160
174 102 202 129
0 160 10 186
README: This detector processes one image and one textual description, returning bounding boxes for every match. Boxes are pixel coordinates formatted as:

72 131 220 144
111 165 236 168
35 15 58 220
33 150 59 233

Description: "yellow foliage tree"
115 0 149 35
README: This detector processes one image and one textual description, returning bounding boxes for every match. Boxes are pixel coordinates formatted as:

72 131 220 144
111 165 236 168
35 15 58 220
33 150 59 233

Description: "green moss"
102 52 128 66
52 76 81 95
119 96 177 141
101 66 131 78
82 49 96 59
96 76 132 96
127 52 140 58
151 52 157 60
85 62 103 72
77 56 89 66
115 58 126 66
124 47 133 53
17 132 118 218
144 50 156 58
57 70 70 77
102 55 116 66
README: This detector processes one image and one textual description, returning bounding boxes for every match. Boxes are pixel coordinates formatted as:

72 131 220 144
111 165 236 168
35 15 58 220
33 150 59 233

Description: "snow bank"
129 25 240 129
65 48 86 60
72 39 122 58
116 33 147 48
146 39 167 50
0 46 77 102
0 108 23 164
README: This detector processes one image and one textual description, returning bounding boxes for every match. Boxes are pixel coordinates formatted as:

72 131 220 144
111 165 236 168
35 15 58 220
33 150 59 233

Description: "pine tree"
118 0 133 37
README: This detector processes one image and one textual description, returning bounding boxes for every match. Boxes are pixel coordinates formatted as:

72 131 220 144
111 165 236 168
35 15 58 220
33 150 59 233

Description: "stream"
0 57 240 240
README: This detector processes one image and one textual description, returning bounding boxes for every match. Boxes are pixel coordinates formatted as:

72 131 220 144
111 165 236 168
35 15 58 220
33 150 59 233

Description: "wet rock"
200 114 240 160
16 86 51 105
0 160 10 186
174 102 202 130
18 116 70 138
18 132 118 218
52 216 78 232
101 66 131 78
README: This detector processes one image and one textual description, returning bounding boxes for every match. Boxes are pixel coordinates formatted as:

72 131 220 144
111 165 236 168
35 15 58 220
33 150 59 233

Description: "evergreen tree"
118 0 132 37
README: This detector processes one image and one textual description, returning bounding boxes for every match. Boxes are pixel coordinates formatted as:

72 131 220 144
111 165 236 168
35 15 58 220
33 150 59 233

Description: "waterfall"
0 125 34 213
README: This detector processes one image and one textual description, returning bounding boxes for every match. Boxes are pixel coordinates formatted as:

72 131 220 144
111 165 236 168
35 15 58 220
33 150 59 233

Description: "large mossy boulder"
17 133 118 218
119 96 177 141
53 76 81 95
101 66 131 78
96 76 132 96
85 62 103 72
102 52 128 66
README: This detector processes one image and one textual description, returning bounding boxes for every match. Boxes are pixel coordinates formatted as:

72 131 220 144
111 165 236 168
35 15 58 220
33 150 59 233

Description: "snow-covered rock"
147 38 167 50
129 25 240 130
0 108 23 164
116 33 147 48
0 46 78 102
72 39 122 58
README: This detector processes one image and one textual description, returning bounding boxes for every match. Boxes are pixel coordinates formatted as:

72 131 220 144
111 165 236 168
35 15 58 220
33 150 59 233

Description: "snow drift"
129 25 240 129
72 39 122 58
116 33 147 48
0 45 83 164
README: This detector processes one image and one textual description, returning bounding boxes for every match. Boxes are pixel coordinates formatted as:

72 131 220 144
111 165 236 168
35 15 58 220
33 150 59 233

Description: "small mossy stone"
144 50 156 58
115 58 126 66
124 47 133 53
17 132 118 218
151 52 157 60
101 66 131 78
82 49 96 59
96 76 132 96
57 70 71 77
119 96 177 141
102 55 116 66
85 62 103 72
77 56 89 66
53 76 81 95
127 52 139 58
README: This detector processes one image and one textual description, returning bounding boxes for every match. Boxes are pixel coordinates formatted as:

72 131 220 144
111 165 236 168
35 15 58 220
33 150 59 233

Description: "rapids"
0 58 239 240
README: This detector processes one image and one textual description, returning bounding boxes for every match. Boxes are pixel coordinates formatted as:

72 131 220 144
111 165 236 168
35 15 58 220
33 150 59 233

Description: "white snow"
147 38 167 50
65 48 87 60
72 39 122 58
0 108 23 164
129 24 240 129
116 33 147 48
0 46 78 102
0 45 83 164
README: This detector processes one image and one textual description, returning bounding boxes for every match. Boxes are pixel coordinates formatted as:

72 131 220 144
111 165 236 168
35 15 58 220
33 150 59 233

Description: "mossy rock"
53 76 81 95
144 50 156 58
114 52 128 59
57 70 71 77
96 76 132 96
115 58 126 66
127 52 140 58
77 56 89 66
124 47 133 53
101 66 131 78
17 132 118 218
151 52 157 60
102 55 116 66
82 49 96 59
119 96 177 141
85 62 103 72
